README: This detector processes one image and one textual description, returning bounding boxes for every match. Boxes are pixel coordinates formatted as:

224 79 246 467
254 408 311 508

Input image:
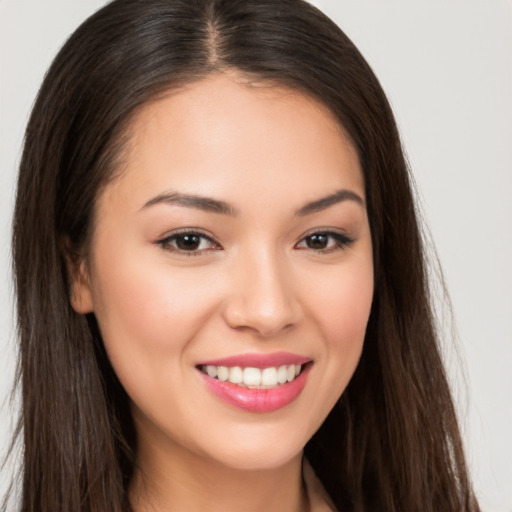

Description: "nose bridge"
223 244 300 336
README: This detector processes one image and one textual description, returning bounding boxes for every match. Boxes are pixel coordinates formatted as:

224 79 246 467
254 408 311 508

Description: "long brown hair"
6 0 479 510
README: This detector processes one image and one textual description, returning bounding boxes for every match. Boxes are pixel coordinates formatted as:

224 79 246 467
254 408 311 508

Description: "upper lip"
196 351 312 369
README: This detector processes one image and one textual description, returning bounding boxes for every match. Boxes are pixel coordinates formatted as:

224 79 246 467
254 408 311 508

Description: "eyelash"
156 229 354 256
156 228 221 256
294 230 355 253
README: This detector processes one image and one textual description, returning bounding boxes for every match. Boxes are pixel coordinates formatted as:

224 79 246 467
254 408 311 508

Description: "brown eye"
158 231 220 254
305 233 329 249
296 231 354 252
175 234 202 250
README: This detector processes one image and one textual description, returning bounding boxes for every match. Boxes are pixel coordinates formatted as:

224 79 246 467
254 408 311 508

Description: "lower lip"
198 364 312 413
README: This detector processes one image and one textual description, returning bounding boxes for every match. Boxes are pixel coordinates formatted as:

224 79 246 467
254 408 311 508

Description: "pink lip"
196 351 311 369
197 362 312 413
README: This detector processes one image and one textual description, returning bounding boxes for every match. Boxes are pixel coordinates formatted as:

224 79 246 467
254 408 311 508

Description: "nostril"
222 296 300 337
221 260 302 336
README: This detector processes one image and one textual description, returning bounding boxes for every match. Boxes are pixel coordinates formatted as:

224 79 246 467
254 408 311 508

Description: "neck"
129 435 308 512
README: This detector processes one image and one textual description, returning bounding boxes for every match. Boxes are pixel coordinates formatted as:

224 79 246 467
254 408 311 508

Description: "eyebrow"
295 189 365 216
141 192 238 216
141 188 365 216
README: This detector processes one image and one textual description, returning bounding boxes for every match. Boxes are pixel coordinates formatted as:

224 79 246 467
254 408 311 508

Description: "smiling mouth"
197 363 309 389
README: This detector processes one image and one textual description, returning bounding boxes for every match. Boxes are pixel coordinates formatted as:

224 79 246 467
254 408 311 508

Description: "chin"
195 422 309 471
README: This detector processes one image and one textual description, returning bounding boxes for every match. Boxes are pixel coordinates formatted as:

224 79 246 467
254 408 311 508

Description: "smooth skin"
70 73 374 512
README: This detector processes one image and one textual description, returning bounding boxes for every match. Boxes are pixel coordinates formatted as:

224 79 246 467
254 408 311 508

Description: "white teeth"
217 366 229 381
276 365 288 384
261 367 278 386
201 363 304 388
229 366 243 384
206 365 217 378
243 367 261 386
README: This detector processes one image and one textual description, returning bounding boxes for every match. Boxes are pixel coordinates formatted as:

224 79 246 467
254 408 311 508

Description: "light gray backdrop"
1 1 510 510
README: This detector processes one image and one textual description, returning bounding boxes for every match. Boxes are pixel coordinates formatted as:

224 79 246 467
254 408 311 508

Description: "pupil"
177 235 200 250
307 234 328 249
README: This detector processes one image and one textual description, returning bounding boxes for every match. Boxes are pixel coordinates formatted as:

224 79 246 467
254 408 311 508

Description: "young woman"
5 0 480 510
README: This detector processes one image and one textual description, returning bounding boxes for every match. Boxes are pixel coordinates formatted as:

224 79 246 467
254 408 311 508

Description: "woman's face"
72 74 374 471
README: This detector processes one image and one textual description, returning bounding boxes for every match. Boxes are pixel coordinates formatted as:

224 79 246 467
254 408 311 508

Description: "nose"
222 250 301 338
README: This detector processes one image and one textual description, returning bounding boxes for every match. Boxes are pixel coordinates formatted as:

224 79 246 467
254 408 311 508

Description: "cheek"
305 258 374 349
332 276 373 350
93 259 213 341
304 254 373 400
291 256 373 435
89 255 223 396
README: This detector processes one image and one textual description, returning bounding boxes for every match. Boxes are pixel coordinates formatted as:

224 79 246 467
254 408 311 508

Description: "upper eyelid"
156 227 353 249
156 230 222 255
158 227 218 242
295 229 355 250
297 227 352 240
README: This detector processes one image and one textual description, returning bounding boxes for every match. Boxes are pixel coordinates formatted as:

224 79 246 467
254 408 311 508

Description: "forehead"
103 73 364 213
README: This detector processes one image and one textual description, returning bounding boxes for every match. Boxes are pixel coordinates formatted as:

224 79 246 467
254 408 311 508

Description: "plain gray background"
1 1 511 510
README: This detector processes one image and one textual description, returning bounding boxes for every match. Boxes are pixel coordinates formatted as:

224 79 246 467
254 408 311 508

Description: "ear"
62 238 94 314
